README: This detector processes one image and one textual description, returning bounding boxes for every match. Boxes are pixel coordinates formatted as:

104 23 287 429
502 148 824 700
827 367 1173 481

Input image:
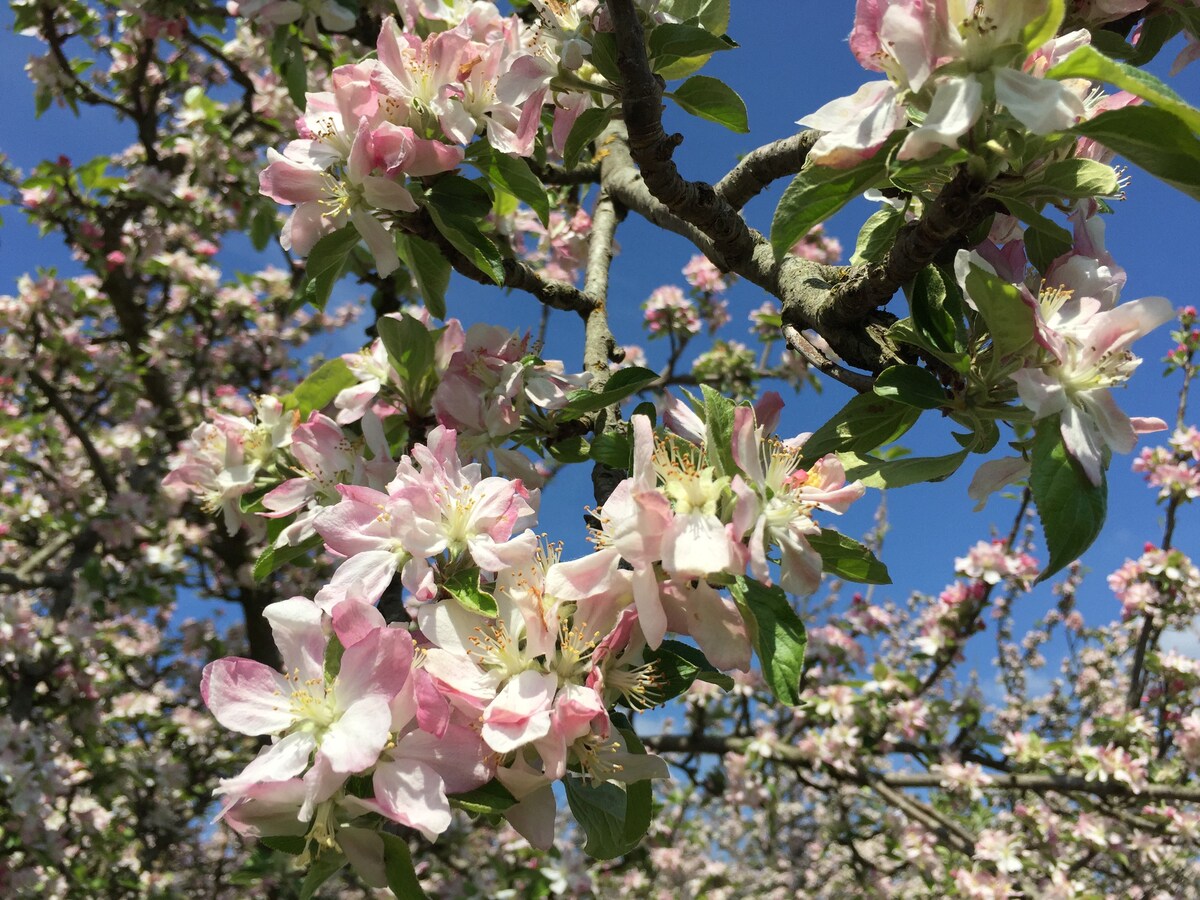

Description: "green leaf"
611 720 653 849
564 107 612 170
323 632 345 681
906 265 961 357
799 392 921 463
963 265 1037 361
667 76 749 133
1048 44 1200 135
450 780 517 815
377 313 435 388
807 529 891 584
1019 0 1064 53
471 144 551 226
588 431 633 470
442 569 499 617
730 577 807 705
661 0 730 33
644 639 734 702
771 154 888 259
1090 12 1180 65
299 851 347 900
396 234 450 319
425 177 505 284
851 204 905 265
701 385 737 476
261 835 306 855
561 367 659 419
873 365 947 410
379 833 428 900
565 778 647 860
889 318 971 373
284 357 358 416
426 175 494 218
1024 220 1074 273
250 205 278 252
1071 105 1200 203
1030 417 1107 583
297 226 359 312
1024 158 1121 200
283 34 307 107
253 534 323 582
649 23 733 73
588 30 623 84
841 449 969 489
547 434 590 463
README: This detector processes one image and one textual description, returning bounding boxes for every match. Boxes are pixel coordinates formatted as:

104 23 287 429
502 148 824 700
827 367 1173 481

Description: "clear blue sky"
3 4 1198 651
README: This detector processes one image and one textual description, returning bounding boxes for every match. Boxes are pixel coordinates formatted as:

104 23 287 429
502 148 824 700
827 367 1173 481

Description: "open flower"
202 598 413 805
1012 293 1174 484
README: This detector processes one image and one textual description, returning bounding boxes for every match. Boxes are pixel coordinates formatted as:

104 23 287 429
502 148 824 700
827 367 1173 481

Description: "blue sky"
3 4 1198 656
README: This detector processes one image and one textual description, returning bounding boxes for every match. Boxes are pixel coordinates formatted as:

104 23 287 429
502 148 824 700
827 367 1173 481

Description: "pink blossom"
202 598 413 804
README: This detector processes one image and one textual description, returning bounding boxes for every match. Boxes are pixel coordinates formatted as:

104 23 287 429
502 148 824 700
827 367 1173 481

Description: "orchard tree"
4 0 1200 897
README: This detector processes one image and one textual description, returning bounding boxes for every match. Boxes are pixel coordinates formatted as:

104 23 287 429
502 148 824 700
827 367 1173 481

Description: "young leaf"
561 367 659 419
873 365 947 410
771 155 887 259
471 144 551 226
282 34 307 107
851 204 904 265
379 833 429 900
253 534 323 582
261 835 306 855
799 392 922 464
1019 0 1064 53
425 176 505 284
377 313 436 388
644 639 735 702
297 226 359 312
1022 158 1121 200
450 780 517 815
299 851 347 900
730 577 807 706
1071 105 1200 203
840 449 969 489
906 265 961 356
1030 416 1107 582
668 75 749 133
564 107 612 170
565 778 647 860
649 23 734 72
806 529 891 584
396 234 450 320
588 431 634 470
701 385 737 476
284 357 357 416
442 569 499 618
963 265 1037 361
1048 44 1200 135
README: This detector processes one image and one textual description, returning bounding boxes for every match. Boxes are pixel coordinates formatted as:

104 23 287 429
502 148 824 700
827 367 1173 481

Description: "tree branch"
401 210 593 315
783 324 873 392
715 131 820 210
645 734 1200 802
606 0 757 270
27 368 120 497
826 167 994 325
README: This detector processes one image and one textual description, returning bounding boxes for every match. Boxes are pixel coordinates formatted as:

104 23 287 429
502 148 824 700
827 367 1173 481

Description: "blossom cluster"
258 3 600 274
171 354 869 875
805 0 1102 167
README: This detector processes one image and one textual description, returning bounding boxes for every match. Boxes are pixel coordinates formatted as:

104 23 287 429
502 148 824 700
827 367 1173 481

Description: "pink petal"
372 757 452 840
321 695 393 773
202 658 295 735
481 670 557 753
